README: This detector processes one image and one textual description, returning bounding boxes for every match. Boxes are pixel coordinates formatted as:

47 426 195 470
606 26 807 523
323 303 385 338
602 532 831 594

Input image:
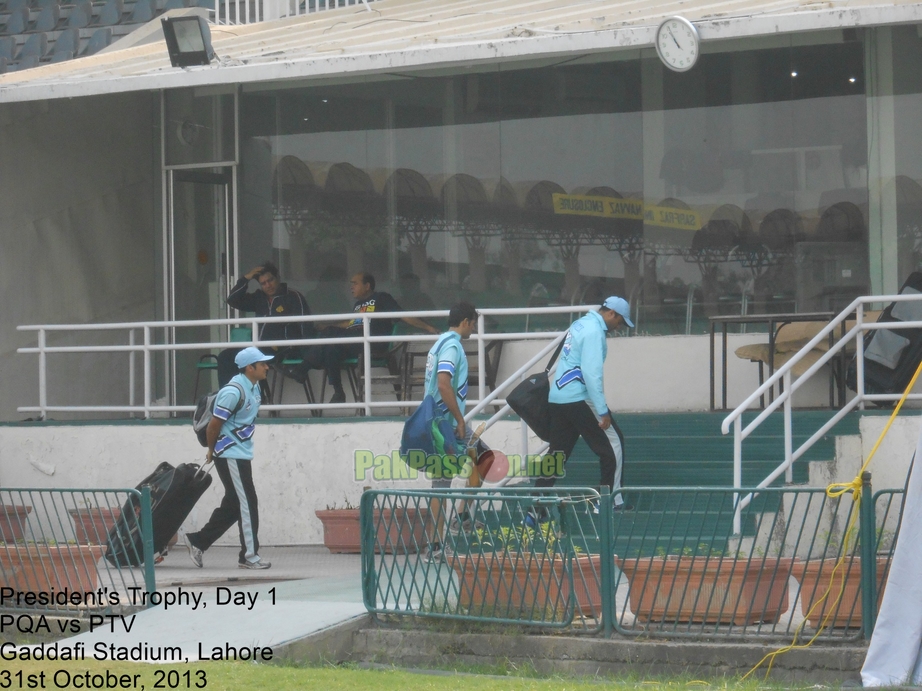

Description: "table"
709 312 841 411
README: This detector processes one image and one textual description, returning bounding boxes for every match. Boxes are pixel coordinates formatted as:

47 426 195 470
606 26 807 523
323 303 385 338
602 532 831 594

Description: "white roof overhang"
2 0 922 103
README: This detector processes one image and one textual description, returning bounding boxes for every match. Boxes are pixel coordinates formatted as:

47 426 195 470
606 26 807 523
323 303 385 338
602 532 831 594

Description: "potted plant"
790 555 890 629
450 522 603 619
0 503 33 542
616 550 795 626
0 541 104 593
68 506 122 544
317 497 428 555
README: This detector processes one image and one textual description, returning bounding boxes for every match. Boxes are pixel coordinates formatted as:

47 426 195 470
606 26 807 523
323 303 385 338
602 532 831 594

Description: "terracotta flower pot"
0 504 33 542
0 544 104 593
67 507 178 549
316 507 428 554
451 552 603 617
791 556 890 628
68 507 121 544
617 555 794 625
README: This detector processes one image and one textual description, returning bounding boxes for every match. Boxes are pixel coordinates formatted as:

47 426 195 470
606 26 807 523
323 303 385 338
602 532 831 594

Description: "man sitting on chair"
316 272 438 403
218 262 315 387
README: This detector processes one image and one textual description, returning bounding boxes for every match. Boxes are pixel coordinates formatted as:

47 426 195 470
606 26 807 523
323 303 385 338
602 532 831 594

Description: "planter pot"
617 556 794 625
0 504 33 542
67 508 178 549
316 507 428 554
452 553 603 618
68 507 121 544
0 544 104 593
791 557 890 628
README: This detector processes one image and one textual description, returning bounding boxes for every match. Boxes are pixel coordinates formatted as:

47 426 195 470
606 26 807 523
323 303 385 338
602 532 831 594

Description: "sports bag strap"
543 333 567 375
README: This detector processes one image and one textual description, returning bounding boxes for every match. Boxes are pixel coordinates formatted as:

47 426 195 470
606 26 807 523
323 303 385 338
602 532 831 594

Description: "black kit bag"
846 271 922 397
506 336 566 442
106 461 213 567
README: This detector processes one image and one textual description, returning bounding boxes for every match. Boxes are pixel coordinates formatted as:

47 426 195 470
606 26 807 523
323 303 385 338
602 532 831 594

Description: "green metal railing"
361 477 902 640
1 488 156 616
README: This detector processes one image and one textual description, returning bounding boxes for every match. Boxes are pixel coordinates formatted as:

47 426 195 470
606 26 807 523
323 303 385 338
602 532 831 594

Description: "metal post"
140 486 157 599
784 371 793 483
733 417 742 535
129 329 136 415
363 316 372 416
859 471 877 640
597 486 614 636
143 326 151 419
38 328 47 420
857 304 866 411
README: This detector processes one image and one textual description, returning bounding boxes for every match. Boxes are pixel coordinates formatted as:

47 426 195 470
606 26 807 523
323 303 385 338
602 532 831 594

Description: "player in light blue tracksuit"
535 296 633 511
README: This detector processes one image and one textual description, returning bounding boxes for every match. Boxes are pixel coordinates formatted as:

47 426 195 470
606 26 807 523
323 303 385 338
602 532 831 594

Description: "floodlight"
162 16 214 68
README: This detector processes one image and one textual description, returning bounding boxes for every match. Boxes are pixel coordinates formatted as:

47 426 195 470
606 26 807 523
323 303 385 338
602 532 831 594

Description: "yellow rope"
742 356 922 681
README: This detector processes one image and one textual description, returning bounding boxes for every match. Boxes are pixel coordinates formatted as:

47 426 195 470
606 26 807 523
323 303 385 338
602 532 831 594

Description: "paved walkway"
50 545 366 662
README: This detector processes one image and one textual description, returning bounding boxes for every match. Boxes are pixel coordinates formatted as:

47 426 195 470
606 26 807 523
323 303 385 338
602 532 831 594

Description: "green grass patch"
2 659 826 690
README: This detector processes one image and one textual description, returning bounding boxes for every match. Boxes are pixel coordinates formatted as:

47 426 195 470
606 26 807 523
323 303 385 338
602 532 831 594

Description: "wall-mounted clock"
655 17 700 72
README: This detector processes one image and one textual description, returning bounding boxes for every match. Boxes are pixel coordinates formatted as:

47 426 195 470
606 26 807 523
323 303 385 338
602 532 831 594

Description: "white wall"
495 332 839 413
2 413 917 548
0 419 533 546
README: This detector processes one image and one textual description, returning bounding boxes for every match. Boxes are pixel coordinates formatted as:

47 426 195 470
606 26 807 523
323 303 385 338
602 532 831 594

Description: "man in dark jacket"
218 262 314 386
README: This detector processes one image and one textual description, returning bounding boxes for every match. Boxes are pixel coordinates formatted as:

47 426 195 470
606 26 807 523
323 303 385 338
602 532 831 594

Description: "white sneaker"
421 543 443 563
185 534 203 568
239 559 272 570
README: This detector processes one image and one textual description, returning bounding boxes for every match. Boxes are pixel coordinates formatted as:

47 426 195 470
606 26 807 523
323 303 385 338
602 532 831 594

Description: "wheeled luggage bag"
846 271 922 396
105 461 212 567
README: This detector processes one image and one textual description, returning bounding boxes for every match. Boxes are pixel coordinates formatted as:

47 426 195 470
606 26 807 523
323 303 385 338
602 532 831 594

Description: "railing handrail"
721 292 922 521
15 305 591 423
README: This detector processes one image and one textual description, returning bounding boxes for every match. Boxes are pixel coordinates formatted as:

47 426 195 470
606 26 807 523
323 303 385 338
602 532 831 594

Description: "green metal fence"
1 488 156 616
361 476 902 640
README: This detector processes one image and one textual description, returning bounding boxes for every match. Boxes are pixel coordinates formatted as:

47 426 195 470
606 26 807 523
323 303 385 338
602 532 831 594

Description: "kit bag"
506 336 566 442
191 382 245 447
400 339 463 458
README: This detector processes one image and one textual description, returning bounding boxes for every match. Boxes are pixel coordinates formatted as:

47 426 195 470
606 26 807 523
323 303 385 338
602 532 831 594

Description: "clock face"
655 17 699 72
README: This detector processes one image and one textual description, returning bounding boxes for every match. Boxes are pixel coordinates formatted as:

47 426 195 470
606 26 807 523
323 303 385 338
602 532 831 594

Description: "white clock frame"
655 16 700 73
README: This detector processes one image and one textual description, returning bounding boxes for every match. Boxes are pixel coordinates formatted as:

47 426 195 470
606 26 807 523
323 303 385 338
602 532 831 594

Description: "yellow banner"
551 193 702 231
643 205 702 231
552 194 645 220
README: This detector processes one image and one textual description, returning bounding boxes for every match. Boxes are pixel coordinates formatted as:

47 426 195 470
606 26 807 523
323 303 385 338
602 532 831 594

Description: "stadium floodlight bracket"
162 16 214 68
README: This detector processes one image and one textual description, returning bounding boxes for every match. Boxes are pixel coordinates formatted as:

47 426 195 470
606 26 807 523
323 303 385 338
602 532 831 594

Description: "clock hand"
668 27 681 49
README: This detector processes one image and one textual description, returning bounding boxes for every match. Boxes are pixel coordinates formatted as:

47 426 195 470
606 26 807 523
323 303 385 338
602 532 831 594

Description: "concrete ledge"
351 627 866 685
273 613 372 665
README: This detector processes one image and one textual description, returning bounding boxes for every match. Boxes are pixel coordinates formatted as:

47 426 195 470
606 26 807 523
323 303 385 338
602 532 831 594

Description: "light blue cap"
235 346 274 368
602 296 634 328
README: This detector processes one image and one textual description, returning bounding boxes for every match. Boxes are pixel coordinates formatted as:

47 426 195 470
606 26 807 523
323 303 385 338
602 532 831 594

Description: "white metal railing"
721 292 922 532
211 0 372 26
16 305 590 421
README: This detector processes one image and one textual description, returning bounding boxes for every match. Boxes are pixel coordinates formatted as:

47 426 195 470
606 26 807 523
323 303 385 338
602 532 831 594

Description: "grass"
1 660 830 690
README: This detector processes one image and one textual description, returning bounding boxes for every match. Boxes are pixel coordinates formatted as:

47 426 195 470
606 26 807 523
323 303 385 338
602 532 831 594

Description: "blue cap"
602 296 634 328
235 347 274 369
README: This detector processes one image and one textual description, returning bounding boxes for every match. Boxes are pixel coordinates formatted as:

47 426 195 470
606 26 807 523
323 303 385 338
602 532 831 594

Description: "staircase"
553 410 870 556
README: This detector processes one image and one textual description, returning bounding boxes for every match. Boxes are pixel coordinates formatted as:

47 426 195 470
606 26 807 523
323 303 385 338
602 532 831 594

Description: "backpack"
192 382 246 447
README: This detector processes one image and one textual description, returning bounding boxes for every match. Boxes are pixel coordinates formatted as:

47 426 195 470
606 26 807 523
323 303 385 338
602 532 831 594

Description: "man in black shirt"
218 262 314 386
319 272 438 403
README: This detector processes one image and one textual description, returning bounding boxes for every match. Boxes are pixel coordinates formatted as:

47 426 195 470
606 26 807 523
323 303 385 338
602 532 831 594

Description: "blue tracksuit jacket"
548 310 608 416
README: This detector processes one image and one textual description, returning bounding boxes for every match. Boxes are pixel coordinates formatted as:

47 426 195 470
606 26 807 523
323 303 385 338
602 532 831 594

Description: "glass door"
168 167 235 405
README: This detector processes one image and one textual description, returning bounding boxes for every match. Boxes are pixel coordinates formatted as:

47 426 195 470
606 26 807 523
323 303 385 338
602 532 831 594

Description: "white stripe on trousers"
227 458 257 563
586 399 625 505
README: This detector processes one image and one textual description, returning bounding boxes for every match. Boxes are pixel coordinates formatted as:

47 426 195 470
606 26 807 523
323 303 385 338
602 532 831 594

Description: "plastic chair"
270 354 319 418
35 3 60 32
96 0 123 26
68 1 94 29
192 327 252 401
82 27 111 54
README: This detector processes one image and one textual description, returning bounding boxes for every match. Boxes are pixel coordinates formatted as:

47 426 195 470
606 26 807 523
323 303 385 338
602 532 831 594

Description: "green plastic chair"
192 326 253 401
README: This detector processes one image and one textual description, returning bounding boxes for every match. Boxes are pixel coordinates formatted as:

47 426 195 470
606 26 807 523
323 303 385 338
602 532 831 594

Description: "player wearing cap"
530 296 634 521
185 346 274 570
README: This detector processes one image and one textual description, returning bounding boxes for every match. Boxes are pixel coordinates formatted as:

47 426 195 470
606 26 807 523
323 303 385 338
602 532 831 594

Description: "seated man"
317 272 439 403
218 262 315 387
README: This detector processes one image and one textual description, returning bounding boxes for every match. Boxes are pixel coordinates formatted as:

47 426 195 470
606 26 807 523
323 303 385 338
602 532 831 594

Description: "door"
168 167 235 405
